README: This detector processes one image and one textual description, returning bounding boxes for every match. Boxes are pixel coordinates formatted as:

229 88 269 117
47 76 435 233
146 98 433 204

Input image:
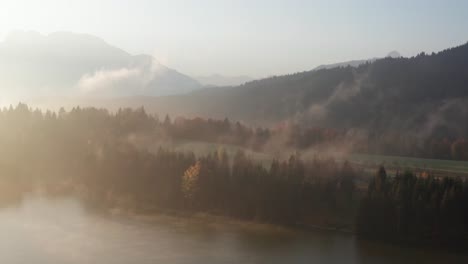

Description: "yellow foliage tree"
182 161 201 205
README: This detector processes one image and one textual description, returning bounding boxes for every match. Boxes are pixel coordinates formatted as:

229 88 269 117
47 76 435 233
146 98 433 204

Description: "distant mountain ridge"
195 74 254 87
0 31 201 98
313 51 401 71
313 58 377 71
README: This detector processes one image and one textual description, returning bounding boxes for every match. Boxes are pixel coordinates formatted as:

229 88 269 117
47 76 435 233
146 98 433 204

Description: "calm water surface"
0 195 466 264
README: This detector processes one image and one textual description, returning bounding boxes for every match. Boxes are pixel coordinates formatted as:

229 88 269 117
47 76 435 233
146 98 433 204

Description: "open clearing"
158 140 468 177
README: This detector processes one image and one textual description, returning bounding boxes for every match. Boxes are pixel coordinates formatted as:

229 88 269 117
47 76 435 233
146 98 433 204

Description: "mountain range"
19 34 468 142
44 41 466 142
0 31 201 98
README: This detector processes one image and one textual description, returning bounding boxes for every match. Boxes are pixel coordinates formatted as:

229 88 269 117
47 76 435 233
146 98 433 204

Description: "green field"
348 153 468 176
157 140 468 177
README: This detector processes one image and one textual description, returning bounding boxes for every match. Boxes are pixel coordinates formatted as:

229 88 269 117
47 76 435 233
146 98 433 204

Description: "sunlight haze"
0 0 467 77
1 1 468 263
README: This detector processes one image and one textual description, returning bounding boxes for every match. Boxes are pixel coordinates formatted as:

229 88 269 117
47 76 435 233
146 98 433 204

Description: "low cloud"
78 68 143 95
295 71 369 125
76 59 171 96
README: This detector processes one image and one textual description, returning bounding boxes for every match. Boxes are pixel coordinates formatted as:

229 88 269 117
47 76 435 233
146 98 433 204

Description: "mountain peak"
387 50 401 58
0 31 201 97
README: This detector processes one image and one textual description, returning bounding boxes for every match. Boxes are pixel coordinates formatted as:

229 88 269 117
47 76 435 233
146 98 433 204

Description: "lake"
0 195 466 264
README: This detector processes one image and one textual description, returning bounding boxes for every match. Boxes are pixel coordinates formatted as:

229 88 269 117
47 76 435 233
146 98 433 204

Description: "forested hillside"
46 42 466 134
140 42 468 134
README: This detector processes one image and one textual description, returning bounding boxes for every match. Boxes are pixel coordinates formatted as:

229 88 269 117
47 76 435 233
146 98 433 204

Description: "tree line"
357 166 468 244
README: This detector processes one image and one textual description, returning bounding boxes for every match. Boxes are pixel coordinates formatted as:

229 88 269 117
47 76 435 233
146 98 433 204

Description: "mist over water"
0 195 465 264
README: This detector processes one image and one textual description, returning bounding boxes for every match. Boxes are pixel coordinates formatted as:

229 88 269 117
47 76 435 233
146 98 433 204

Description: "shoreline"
105 204 356 235
103 205 467 255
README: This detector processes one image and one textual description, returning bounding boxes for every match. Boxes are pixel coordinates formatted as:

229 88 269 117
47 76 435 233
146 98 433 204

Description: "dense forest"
358 167 468 244
165 116 468 160
16 99 468 160
0 104 467 246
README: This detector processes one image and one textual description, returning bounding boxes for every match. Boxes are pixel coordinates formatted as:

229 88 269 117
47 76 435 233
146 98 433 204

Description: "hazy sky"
0 0 467 77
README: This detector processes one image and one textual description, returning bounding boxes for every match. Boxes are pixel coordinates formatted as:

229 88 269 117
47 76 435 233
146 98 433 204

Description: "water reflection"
0 195 466 264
